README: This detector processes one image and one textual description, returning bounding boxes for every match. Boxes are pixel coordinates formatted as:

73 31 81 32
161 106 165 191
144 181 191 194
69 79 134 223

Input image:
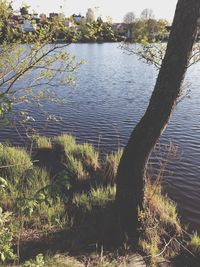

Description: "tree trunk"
115 0 200 243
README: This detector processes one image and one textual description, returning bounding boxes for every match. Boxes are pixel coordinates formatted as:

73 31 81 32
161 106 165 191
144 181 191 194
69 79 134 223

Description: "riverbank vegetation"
0 134 199 266
1 1 200 266
0 1 169 44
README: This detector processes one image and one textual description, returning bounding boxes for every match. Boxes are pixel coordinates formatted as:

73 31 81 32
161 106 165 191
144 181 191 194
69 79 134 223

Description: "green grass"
34 200 66 229
21 253 127 267
35 136 52 149
66 155 86 180
144 181 181 232
0 145 32 183
72 143 99 171
72 186 116 211
90 186 116 207
188 232 200 254
53 134 76 154
0 135 195 266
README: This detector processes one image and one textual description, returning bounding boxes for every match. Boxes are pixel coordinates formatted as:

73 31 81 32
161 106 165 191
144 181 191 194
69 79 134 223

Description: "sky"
12 0 178 22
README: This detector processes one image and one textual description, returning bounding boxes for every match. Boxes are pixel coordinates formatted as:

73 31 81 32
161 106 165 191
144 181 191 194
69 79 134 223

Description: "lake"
1 43 200 231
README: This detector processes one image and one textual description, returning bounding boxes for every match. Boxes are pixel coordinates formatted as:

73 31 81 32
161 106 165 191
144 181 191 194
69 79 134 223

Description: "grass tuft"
103 149 123 185
53 134 76 154
73 143 99 171
72 186 116 211
188 232 200 254
35 136 52 149
0 145 32 183
139 180 182 265
66 155 86 180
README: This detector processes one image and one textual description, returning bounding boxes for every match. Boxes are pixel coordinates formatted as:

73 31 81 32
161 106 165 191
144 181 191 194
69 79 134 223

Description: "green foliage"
15 167 50 215
53 134 99 179
35 254 84 267
54 134 77 154
0 176 7 190
0 136 191 266
23 253 127 267
0 1 83 126
73 143 99 171
90 186 116 207
35 136 52 149
66 155 86 180
78 21 117 42
72 186 116 211
23 254 45 267
0 0 13 42
128 18 168 43
0 145 32 182
36 200 66 228
0 207 16 263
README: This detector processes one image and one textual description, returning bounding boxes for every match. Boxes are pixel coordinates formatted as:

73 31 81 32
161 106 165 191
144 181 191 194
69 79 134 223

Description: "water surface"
1 43 200 231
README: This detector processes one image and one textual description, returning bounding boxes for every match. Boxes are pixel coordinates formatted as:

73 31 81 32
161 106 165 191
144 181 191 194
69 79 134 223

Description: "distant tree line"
123 8 169 43
0 3 169 44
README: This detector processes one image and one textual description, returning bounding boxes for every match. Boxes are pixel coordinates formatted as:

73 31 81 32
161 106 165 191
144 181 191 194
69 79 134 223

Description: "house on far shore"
49 13 59 21
19 19 37 33
112 23 128 39
65 20 72 27
72 14 84 24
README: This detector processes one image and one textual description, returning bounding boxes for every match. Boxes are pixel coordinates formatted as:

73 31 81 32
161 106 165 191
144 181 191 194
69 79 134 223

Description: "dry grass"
103 149 123 185
139 180 182 266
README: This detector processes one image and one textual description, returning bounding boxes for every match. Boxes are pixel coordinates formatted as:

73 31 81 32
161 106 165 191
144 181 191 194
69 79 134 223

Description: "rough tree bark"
115 0 200 243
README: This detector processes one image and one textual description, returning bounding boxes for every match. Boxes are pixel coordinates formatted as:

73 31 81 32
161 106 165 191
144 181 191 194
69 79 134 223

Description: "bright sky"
12 0 177 22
